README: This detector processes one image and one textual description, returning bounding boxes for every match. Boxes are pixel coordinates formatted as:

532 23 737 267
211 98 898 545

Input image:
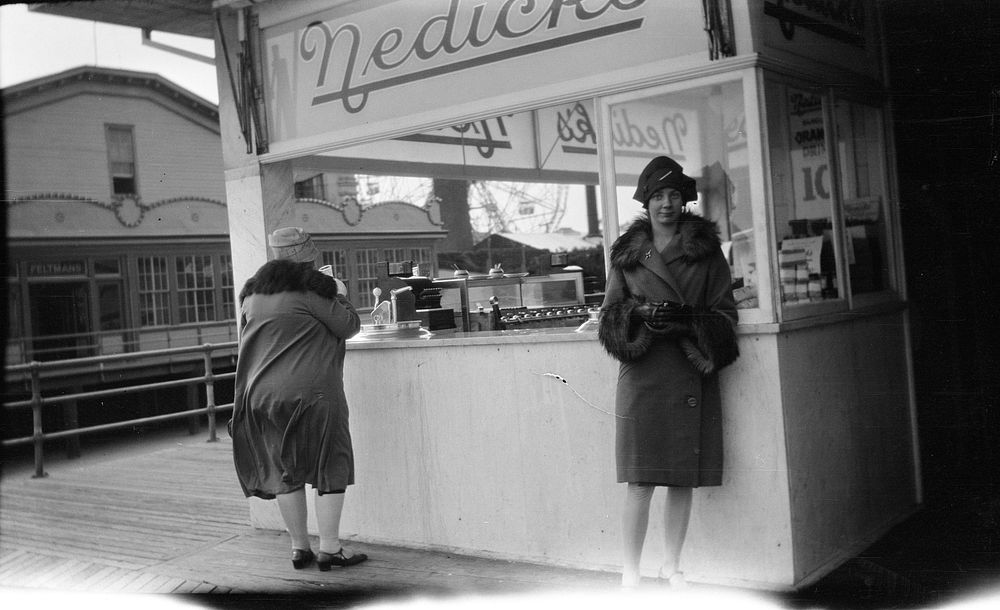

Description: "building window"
97 282 124 331
176 255 216 323
356 248 381 309
137 256 170 326
320 249 349 279
220 254 235 320
106 125 137 196
94 258 121 275
408 247 432 271
295 174 326 200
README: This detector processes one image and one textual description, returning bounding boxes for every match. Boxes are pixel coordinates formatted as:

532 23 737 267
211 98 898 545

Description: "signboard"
260 0 708 155
762 0 880 80
787 87 830 219
27 261 86 277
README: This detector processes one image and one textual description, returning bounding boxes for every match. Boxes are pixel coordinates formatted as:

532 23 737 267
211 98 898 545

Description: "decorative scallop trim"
9 193 226 228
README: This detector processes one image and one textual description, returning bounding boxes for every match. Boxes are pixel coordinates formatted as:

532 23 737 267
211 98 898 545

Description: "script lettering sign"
261 0 705 155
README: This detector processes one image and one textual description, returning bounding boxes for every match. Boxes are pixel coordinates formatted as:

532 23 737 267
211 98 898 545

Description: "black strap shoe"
317 548 368 571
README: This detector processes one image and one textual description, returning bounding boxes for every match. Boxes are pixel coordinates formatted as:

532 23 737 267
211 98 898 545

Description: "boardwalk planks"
0 430 618 598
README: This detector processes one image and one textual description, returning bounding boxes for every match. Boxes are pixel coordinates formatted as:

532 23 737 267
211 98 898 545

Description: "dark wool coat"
232 289 360 499
599 213 739 487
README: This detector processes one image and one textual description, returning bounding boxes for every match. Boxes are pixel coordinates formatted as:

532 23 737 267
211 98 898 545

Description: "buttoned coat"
599 213 738 487
231 268 361 499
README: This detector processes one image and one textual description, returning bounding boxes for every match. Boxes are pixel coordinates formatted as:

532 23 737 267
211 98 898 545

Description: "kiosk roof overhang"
30 0 219 39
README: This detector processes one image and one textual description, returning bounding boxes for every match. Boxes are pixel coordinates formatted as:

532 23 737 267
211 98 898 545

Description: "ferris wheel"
468 181 568 236
353 175 569 236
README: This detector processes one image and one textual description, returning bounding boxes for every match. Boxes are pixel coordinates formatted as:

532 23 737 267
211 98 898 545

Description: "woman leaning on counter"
598 156 740 588
230 227 368 572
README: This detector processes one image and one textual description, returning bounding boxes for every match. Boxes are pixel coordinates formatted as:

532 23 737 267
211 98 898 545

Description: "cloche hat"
268 227 318 263
632 156 698 205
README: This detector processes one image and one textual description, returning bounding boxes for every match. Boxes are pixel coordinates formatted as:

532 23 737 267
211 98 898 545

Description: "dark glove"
633 301 692 328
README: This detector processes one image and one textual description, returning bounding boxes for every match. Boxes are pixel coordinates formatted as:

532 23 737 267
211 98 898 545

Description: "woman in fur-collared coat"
599 156 739 588
232 227 368 571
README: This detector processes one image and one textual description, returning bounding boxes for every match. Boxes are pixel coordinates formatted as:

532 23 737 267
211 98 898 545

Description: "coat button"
686 395 698 408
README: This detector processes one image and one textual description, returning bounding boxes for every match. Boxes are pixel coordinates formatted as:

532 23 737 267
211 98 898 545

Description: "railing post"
203 345 218 443
29 362 48 478
63 387 81 459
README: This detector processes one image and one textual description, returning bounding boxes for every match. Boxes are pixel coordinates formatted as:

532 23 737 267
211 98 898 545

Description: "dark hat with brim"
632 156 698 204
268 227 318 263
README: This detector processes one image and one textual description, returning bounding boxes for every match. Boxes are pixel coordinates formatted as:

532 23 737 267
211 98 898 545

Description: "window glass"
409 248 432 273
97 282 124 331
356 248 381 309
834 99 892 296
106 125 137 195
137 256 170 326
321 249 349 279
608 79 756 309
295 174 327 200
766 83 842 306
176 255 216 323
385 248 408 266
220 254 235 320
94 259 121 275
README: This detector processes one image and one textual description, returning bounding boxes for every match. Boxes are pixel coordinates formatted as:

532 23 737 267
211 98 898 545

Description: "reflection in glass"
294 101 611 310
609 80 757 309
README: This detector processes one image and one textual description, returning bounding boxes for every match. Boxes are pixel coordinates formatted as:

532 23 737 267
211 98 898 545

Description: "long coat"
231 289 360 499
599 213 739 487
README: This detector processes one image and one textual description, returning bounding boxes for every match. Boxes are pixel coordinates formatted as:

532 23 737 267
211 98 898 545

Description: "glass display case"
434 272 586 331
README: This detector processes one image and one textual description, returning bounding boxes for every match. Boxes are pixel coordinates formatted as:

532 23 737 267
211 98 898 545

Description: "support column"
223 160 295 291
214 10 296 295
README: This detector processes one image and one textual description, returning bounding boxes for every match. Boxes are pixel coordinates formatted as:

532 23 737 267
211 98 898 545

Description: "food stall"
208 0 918 590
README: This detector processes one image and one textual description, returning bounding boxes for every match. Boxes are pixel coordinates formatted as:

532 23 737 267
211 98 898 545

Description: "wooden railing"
2 341 238 479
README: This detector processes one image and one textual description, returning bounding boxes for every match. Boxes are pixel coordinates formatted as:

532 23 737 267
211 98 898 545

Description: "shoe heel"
291 549 314 569
317 554 332 571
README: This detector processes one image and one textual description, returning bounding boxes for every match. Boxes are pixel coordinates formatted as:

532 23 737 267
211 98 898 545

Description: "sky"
0 3 219 103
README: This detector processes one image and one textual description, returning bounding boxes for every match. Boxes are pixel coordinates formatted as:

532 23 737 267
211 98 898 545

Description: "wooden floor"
0 429 623 604
6 430 995 608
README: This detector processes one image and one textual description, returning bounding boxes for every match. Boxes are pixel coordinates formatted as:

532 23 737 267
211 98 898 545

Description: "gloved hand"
633 301 692 328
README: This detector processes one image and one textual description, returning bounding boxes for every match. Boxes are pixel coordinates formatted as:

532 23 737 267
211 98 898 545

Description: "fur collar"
610 212 721 269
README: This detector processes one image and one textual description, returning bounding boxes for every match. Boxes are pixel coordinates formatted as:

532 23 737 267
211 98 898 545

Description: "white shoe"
621 572 641 589
658 568 689 590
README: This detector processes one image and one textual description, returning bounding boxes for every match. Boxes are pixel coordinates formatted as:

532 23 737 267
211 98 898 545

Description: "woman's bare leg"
314 490 345 554
660 486 693 584
276 488 311 550
622 483 655 586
